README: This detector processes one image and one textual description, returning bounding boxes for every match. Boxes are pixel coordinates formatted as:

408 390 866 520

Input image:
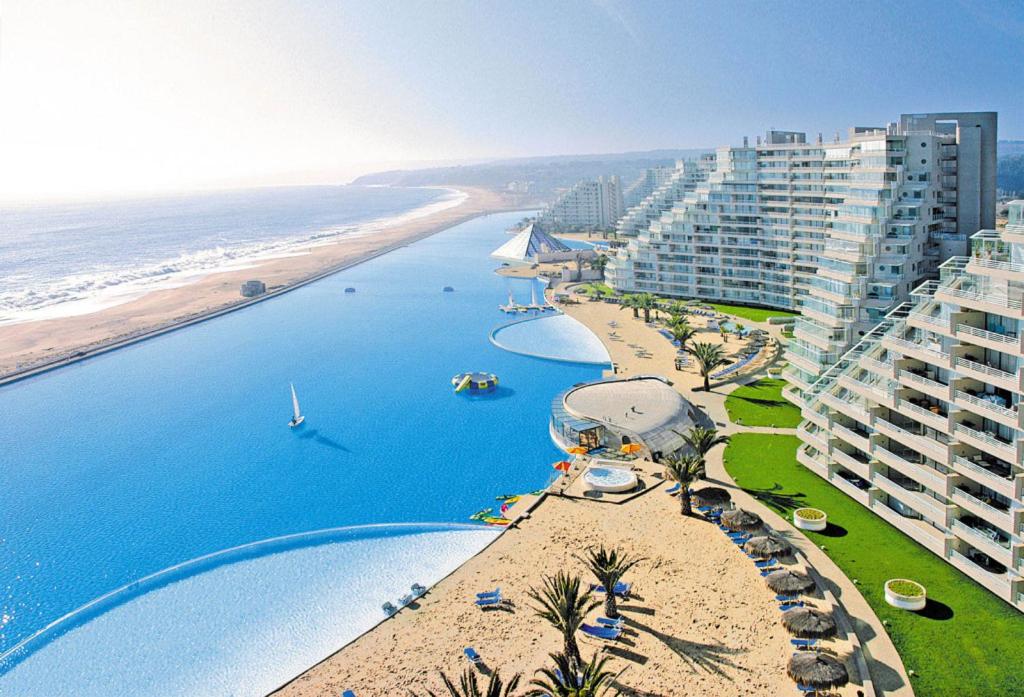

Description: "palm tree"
665 300 689 323
577 546 645 619
667 319 695 353
662 453 704 515
527 572 600 669
410 669 520 697
635 292 657 323
590 254 609 275
680 425 731 468
618 294 640 319
528 651 618 696
687 341 727 391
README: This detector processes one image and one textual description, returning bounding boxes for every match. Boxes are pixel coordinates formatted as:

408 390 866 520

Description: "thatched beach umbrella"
719 508 762 532
782 608 838 639
692 487 731 507
787 651 849 690
765 569 816 595
743 535 792 558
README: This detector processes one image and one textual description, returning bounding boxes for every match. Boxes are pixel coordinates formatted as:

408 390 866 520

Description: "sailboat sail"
530 284 538 306
507 290 515 306
290 384 302 421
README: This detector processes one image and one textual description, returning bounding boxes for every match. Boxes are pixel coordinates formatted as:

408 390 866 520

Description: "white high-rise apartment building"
796 200 1024 609
606 113 997 402
616 156 715 238
623 165 676 210
538 176 624 231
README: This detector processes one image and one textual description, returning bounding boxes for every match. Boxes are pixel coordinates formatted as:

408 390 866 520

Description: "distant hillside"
998 140 1024 158
352 149 710 201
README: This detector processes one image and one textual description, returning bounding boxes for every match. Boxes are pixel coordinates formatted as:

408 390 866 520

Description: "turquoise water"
0 210 605 668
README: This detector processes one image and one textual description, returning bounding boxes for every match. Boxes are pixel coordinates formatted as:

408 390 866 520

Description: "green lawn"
709 302 798 323
723 433 1024 697
724 378 802 427
578 282 614 297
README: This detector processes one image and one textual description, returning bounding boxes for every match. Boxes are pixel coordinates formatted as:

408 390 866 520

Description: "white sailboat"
530 284 538 307
288 383 305 428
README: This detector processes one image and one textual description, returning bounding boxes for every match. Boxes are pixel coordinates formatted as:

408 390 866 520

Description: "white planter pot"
885 580 927 611
794 508 827 531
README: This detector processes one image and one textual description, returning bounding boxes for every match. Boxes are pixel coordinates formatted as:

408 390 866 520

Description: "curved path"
559 295 913 696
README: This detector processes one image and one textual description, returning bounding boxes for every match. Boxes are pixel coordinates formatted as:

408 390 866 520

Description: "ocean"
0 185 460 324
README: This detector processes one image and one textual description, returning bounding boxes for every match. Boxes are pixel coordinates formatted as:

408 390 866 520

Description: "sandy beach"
270 295 901 697
0 186 513 380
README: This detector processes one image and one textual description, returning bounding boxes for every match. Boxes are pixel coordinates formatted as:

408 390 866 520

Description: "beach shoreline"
0 186 515 384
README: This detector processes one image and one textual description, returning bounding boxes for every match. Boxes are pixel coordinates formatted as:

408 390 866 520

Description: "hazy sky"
2 0 1021 201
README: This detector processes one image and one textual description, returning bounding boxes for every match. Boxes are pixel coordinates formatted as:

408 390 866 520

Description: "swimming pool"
0 211 607 688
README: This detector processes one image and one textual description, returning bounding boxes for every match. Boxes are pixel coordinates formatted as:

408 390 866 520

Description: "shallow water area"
0 210 608 684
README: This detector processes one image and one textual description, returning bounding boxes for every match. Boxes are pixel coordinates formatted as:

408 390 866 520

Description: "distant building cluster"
538 175 624 231
240 280 266 298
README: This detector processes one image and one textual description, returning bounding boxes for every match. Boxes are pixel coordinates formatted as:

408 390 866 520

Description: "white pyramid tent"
490 222 572 262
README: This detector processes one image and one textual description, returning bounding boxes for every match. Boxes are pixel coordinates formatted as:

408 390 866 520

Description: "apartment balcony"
832 447 872 480
860 354 896 379
952 454 1020 499
898 398 950 433
953 356 1022 394
955 323 1023 355
908 308 953 335
830 470 872 506
898 368 953 401
872 471 948 525
873 415 950 464
967 256 1024 281
840 374 897 409
797 423 830 454
935 281 1024 320
872 443 949 494
782 367 813 393
949 549 1014 599
953 422 1021 464
831 422 872 453
950 518 1014 568
953 389 1022 430
952 485 1015 531
796 444 829 478
883 334 952 369
870 498 949 556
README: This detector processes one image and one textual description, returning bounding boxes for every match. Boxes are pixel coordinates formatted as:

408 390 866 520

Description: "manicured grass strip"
724 378 802 427
579 282 615 297
708 302 798 322
723 433 1024 697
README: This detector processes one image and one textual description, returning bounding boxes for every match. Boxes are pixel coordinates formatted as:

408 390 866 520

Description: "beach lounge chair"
475 594 502 607
776 594 799 602
342 691 357 697
779 601 804 611
759 567 782 576
476 587 500 599
591 582 631 597
791 638 818 650
596 616 624 627
382 602 398 616
581 623 622 640
666 483 681 495
797 684 818 695
754 558 778 568
411 583 427 598
697 505 713 512
464 647 482 664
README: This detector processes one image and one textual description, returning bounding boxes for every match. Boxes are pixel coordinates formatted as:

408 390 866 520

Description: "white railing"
969 257 1024 275
952 487 1013 522
899 370 949 393
954 423 1018 460
832 423 870 447
939 285 1024 310
885 334 950 361
956 323 1018 347
900 399 948 428
954 357 1017 384
953 455 1015 488
954 390 1018 421
951 519 1011 551
908 310 947 328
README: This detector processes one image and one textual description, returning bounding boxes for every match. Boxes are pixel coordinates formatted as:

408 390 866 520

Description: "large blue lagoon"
0 211 605 692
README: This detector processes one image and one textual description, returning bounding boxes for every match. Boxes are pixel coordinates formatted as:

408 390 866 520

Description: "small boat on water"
288 383 305 428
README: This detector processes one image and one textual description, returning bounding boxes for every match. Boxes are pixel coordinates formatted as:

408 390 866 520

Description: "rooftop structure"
490 222 572 263
606 112 998 405
538 176 624 231
795 200 1024 610
615 156 715 238
551 375 698 457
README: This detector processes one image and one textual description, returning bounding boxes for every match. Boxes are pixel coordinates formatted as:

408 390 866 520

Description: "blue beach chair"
475 594 502 607
791 638 818 650
754 558 778 568
780 601 804 611
596 616 624 627
476 587 500 599
342 691 357 697
581 623 622 640
760 567 782 576
591 582 631 597
666 483 681 495
464 647 482 664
